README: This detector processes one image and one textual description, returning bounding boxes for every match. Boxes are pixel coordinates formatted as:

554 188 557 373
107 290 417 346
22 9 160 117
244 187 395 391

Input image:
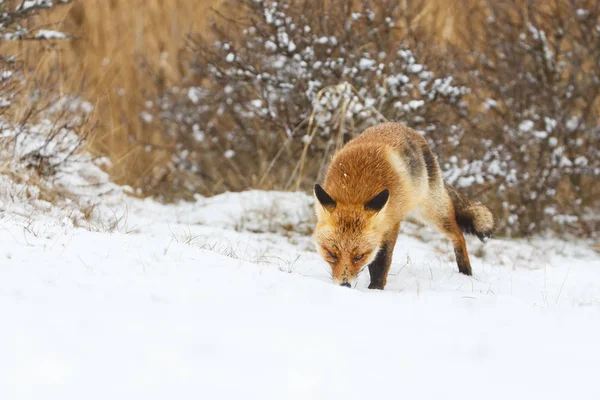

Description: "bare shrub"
0 0 89 182
441 0 600 237
1 0 84 182
1 0 69 114
157 0 468 198
0 0 113 225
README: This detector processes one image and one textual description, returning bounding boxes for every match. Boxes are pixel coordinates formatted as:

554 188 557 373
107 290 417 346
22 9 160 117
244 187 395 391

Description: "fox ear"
314 184 336 211
365 189 389 212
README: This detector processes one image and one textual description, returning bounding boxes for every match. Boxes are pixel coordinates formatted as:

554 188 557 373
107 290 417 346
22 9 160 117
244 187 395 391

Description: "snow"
566 116 579 131
287 40 297 52
1 189 600 399
192 124 205 142
16 0 69 12
407 99 424 110
544 116 557 132
407 63 423 73
358 58 376 70
394 99 425 112
1 120 600 399
140 111 153 123
534 130 548 139
34 30 67 40
519 119 534 132
277 31 290 47
223 149 235 159
484 98 498 110
576 8 590 19
187 87 203 104
264 40 277 51
1 71 14 81
17 0 50 11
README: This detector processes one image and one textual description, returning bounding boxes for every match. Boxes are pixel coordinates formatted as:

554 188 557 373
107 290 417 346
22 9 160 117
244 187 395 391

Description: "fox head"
312 184 389 287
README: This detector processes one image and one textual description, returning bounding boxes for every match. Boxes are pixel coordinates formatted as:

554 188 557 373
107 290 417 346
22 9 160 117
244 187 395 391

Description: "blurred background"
1 0 598 238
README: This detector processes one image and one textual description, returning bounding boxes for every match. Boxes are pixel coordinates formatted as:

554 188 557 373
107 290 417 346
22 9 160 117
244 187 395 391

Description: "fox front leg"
367 226 399 289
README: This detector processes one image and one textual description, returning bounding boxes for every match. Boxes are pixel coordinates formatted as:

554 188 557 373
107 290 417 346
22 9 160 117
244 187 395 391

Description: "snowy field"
1 122 600 399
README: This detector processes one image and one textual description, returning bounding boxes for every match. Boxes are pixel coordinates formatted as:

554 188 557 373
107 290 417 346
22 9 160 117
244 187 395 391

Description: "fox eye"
326 249 338 261
353 253 366 263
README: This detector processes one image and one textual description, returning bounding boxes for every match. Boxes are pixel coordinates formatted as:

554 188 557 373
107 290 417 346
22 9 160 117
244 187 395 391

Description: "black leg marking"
368 243 389 290
454 246 472 276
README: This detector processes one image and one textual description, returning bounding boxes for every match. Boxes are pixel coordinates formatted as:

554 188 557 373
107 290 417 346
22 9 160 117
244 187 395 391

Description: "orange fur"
314 122 494 289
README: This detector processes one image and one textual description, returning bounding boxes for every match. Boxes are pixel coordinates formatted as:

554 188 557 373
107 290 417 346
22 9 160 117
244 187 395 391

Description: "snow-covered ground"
1 121 599 399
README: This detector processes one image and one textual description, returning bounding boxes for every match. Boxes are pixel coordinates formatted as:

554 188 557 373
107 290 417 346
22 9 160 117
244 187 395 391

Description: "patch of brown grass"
63 0 229 193
3 0 225 193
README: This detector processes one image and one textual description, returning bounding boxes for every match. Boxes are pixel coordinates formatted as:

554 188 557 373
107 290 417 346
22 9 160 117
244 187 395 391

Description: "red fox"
313 122 494 289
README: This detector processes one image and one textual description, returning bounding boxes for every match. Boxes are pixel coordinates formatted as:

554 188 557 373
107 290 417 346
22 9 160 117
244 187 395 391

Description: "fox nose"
341 282 351 288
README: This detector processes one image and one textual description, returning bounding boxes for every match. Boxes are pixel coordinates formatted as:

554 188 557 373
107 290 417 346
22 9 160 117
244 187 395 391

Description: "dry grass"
1 0 484 197
2 0 226 193
60 0 228 190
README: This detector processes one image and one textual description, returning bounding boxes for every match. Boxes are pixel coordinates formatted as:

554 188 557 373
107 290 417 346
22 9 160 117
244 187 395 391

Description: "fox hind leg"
442 218 472 276
422 199 473 276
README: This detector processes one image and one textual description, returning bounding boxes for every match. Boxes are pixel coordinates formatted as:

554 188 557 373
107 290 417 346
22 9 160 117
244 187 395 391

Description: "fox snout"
334 275 353 287
334 268 358 287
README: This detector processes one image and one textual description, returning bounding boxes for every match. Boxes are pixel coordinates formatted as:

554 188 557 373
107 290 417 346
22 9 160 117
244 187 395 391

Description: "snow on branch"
1 0 71 40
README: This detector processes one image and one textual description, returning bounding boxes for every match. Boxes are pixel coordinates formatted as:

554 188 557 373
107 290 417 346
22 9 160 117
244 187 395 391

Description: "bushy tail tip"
445 182 495 242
